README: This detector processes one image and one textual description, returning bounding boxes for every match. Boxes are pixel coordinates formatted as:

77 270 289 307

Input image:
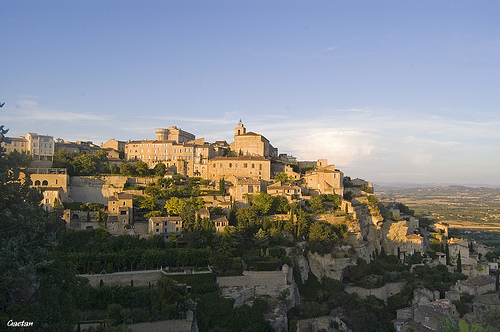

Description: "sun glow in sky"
2 1 500 185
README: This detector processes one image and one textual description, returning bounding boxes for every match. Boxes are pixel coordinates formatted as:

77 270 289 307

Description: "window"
121 210 127 215
244 163 247 168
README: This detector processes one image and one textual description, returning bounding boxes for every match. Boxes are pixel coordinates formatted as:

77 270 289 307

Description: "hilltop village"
2 122 500 331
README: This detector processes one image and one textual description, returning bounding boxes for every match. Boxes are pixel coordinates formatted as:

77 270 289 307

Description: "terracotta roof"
210 156 268 161
236 177 260 185
149 216 182 222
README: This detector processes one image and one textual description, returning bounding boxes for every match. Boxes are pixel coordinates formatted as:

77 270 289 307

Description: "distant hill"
374 182 500 191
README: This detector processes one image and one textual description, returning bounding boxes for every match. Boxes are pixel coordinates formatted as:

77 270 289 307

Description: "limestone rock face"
346 205 385 262
307 252 355 281
287 242 310 283
381 220 409 256
264 300 288 332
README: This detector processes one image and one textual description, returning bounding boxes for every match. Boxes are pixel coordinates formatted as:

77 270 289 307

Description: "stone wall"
81 270 163 287
344 282 405 304
68 175 154 204
216 267 298 309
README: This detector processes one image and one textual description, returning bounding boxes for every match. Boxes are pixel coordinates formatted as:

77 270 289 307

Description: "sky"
1 1 500 186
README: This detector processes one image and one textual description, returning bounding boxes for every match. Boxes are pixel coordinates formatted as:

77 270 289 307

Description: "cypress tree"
445 243 450 265
457 251 462 273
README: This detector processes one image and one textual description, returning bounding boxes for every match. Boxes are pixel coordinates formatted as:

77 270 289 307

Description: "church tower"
234 120 246 138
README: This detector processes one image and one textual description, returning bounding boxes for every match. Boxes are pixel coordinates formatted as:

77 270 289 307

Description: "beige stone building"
303 164 344 196
125 127 218 177
208 156 270 181
40 187 63 211
2 133 55 168
26 132 55 168
452 275 496 296
195 208 229 233
448 238 470 265
230 121 277 159
101 139 126 151
1 136 29 154
149 216 183 236
154 126 195 143
54 140 101 154
30 168 71 202
107 193 134 235
227 176 262 202
267 181 302 202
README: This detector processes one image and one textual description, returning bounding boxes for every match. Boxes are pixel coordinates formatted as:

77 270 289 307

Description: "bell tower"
234 120 246 138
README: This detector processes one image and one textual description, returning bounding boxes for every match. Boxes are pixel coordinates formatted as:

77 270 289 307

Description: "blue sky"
1 1 500 185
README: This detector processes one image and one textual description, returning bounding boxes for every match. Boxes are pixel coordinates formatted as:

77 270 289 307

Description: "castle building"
124 127 219 177
230 121 278 159
208 156 271 181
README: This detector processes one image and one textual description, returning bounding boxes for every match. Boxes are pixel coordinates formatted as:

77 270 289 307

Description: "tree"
136 196 158 211
457 251 462 273
308 222 335 243
119 162 135 176
0 123 80 329
253 228 270 248
275 173 294 183
154 162 167 177
219 178 226 195
251 192 275 215
134 160 149 177
445 243 450 265
164 197 187 215
309 195 325 213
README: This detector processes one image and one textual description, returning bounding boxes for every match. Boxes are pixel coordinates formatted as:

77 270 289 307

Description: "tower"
155 128 168 141
234 120 246 137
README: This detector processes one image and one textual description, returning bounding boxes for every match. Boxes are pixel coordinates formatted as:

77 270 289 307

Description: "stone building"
40 187 63 211
107 193 134 235
54 140 101 155
125 127 217 177
227 176 262 202
208 156 271 181
25 132 55 168
149 216 183 236
230 121 277 159
393 299 457 332
448 238 470 265
101 138 126 151
303 164 344 196
267 182 302 202
452 275 496 296
472 293 500 315
154 126 195 143
2 133 54 168
0 136 29 154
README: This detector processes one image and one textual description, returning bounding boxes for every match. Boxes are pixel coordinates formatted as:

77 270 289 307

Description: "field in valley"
375 185 500 247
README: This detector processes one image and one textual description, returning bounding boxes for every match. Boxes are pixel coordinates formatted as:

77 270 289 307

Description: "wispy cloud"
11 100 105 121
